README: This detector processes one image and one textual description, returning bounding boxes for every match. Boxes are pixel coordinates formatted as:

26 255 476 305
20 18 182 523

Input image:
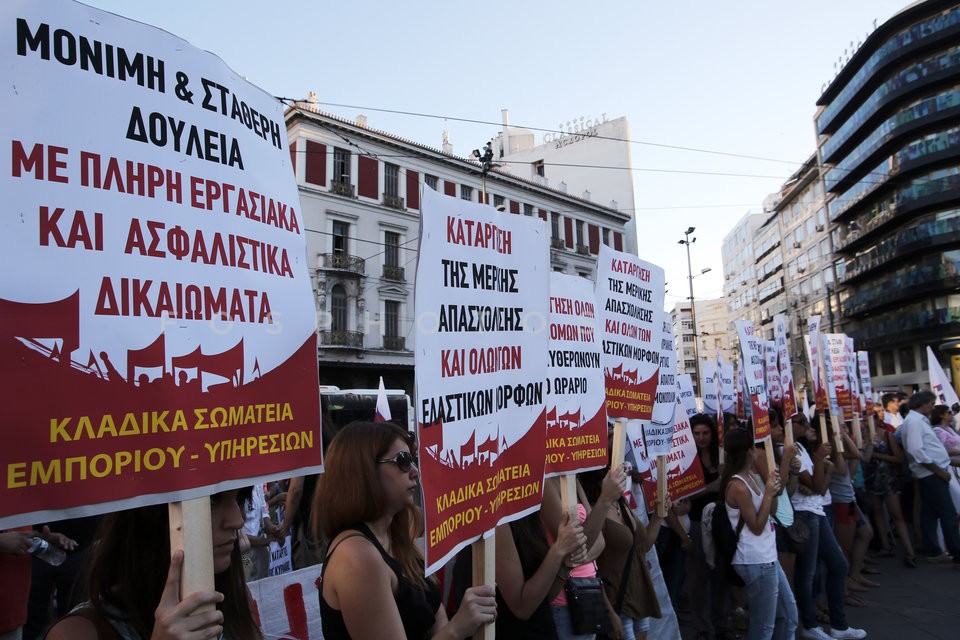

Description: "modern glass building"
818 0 960 388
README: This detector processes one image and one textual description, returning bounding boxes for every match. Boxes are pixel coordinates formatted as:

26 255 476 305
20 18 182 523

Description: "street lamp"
472 142 495 201
678 227 706 395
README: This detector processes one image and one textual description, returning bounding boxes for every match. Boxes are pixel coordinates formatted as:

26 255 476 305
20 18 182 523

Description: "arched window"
331 285 347 331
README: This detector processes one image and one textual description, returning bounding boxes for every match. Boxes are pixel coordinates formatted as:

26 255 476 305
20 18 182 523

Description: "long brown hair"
80 490 261 639
719 427 753 502
313 420 427 588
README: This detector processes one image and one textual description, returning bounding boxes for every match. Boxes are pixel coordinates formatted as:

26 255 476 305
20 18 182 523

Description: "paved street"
678 551 960 640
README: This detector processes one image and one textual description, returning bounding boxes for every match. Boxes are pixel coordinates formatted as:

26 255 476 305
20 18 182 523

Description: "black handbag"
564 576 611 634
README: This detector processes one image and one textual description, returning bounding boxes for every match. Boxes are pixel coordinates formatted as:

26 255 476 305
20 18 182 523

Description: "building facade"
286 96 633 394
672 298 734 396
817 0 960 390
494 110 639 255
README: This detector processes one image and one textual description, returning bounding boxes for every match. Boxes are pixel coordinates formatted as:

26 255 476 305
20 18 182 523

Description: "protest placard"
630 398 705 508
735 320 771 442
415 186 548 575
248 565 322 640
823 334 854 421
764 340 782 407
595 246 665 423
676 374 699 419
774 314 798 428
545 273 606 477
0 0 320 528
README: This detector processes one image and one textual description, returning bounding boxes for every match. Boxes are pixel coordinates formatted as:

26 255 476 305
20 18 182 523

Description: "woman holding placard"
45 488 261 640
313 421 496 640
722 427 798 640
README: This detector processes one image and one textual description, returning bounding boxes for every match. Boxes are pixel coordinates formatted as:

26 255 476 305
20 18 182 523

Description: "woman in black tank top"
313 421 496 639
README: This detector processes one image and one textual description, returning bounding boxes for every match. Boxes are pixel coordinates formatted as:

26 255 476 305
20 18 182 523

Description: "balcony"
576 244 590 256
319 330 364 349
382 335 406 351
551 237 566 250
382 264 405 281
382 193 405 210
330 180 355 198
319 253 365 276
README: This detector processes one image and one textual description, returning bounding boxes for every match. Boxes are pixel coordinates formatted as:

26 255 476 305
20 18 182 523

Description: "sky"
82 0 914 309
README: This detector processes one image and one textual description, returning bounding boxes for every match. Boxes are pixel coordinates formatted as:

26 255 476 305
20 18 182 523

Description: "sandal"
862 566 881 575
874 548 895 558
815 603 831 624
904 555 918 568
851 575 880 588
846 579 868 592
844 594 870 607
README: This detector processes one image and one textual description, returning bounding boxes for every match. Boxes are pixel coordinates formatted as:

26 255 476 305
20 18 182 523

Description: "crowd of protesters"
3 391 960 639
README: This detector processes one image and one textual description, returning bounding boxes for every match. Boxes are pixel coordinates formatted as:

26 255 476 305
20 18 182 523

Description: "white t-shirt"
790 443 825 516
242 483 269 536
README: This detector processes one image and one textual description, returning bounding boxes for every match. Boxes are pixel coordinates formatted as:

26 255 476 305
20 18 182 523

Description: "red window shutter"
406 170 420 210
588 224 600 254
482 192 489 205
305 140 326 186
539 208 548 221
509 200 520 214
358 156 378 199
289 140 297 175
614 232 623 251
444 181 456 197
564 217 574 249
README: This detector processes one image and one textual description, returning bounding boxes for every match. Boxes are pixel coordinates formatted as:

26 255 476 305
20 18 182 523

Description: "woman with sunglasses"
313 421 496 640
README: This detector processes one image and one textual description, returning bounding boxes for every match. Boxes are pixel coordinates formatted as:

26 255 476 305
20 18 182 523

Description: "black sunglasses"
378 450 417 472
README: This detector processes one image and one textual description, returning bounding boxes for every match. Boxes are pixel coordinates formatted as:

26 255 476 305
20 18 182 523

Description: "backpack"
700 499 745 587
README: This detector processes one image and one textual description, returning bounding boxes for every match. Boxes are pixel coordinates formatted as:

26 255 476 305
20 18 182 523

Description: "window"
880 350 895 375
332 221 349 255
333 148 350 183
899 347 916 373
461 185 473 201
384 163 399 197
384 231 399 268
683 334 695 343
331 285 347 331
493 194 504 208
534 160 545 177
576 221 584 245
384 301 399 338
602 228 610 245
523 203 534 216
551 212 560 238
425 174 438 190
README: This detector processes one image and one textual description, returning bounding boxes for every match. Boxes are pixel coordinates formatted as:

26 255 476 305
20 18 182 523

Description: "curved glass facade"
847 294 960 348
842 207 960 281
820 2 960 355
818 6 960 134
832 164 960 233
823 85 960 186
843 249 960 316
821 45 960 162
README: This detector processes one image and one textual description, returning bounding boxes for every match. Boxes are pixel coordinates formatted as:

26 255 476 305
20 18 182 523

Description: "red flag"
478 431 498 457
127 333 166 378
375 376 391 422
460 432 475 459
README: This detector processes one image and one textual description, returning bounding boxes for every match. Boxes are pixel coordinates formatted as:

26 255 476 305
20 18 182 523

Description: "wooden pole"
784 414 795 448
818 414 829 446
656 455 668 518
472 534 496 640
560 474 578 516
867 413 877 443
611 420 626 468
852 412 863 449
764 438 776 482
831 414 845 454
168 498 214 611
